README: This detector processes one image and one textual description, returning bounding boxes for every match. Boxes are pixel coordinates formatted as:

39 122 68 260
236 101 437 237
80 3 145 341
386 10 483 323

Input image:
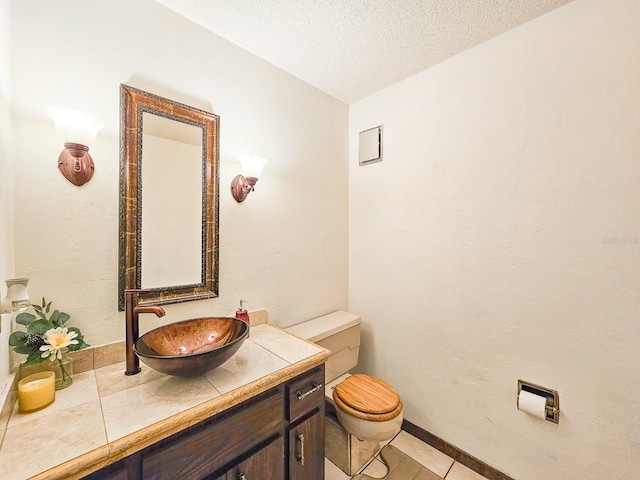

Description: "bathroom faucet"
125 289 165 375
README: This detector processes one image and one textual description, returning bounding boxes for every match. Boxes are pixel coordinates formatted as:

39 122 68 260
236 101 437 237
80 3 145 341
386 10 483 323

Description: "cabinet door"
226 437 284 480
143 390 283 479
289 411 324 480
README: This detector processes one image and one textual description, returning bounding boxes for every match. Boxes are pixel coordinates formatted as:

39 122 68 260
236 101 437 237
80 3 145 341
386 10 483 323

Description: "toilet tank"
286 311 361 383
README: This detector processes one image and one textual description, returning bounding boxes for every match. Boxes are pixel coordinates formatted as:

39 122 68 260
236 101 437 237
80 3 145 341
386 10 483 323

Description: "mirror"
119 85 220 310
141 113 202 288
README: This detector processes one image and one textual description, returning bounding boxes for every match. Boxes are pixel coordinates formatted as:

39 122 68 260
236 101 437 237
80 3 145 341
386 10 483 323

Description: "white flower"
39 327 79 361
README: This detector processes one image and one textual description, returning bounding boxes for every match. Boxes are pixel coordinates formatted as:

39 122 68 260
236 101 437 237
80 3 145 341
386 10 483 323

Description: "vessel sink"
133 317 249 377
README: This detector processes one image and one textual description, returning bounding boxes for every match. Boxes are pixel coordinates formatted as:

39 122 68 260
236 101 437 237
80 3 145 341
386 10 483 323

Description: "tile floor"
325 431 489 480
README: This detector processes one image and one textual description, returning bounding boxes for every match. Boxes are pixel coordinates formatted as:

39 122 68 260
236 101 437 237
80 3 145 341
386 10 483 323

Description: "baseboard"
401 420 516 480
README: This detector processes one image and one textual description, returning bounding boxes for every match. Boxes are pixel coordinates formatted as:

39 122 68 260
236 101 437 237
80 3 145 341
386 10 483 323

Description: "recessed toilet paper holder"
517 379 560 424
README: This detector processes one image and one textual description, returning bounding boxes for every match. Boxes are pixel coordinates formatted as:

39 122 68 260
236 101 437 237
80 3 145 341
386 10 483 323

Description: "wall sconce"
47 107 104 186
0 278 30 314
230 154 268 202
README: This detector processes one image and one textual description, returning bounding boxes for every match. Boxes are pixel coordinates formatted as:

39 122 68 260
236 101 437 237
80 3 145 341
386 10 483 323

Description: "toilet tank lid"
286 311 361 342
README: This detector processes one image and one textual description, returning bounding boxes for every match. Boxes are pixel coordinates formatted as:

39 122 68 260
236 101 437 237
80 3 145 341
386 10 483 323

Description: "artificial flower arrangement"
9 298 89 386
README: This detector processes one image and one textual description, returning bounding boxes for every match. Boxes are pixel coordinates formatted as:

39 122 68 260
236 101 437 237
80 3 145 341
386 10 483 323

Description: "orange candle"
18 371 55 412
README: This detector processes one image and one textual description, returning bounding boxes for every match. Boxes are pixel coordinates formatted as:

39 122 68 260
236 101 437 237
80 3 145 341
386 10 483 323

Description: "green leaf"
24 351 45 365
27 319 55 335
50 310 60 326
46 301 52 313
8 331 26 346
13 344 34 355
58 312 70 325
68 326 81 336
41 297 46 308
15 312 36 326
33 304 43 312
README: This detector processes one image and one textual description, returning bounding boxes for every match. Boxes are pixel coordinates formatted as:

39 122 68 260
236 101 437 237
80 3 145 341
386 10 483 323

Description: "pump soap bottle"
235 299 250 335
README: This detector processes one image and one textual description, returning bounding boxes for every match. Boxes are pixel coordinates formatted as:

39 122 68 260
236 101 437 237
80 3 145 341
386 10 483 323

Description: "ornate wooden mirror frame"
118 84 220 310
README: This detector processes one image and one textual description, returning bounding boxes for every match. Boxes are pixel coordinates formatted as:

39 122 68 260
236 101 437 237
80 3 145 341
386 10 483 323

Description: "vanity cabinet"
287 366 325 480
142 387 284 479
223 437 285 480
288 411 324 480
82 365 324 480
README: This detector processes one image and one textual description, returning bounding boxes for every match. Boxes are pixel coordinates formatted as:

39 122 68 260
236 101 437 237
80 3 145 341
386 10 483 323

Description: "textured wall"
0 0 14 389
9 0 348 354
349 1 640 478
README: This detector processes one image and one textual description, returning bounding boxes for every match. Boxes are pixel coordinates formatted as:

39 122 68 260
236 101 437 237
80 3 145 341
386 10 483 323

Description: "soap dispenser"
235 299 250 333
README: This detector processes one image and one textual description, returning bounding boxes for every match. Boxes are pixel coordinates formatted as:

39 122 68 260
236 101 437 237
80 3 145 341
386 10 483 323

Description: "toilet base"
335 405 403 443
325 412 380 476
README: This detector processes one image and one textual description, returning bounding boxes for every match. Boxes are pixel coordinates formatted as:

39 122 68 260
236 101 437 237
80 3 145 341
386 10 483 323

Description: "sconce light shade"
47 107 104 186
231 154 268 202
1 278 30 314
238 154 267 178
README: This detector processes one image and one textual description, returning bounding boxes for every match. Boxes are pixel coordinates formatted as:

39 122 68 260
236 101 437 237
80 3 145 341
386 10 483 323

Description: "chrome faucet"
125 289 165 375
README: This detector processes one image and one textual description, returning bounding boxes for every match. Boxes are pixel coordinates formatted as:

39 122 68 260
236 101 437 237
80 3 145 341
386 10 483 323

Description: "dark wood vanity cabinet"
223 437 285 480
286 366 325 480
288 411 324 480
83 365 325 480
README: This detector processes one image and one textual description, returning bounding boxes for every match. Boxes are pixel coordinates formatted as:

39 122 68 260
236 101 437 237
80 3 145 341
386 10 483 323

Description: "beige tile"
359 457 388 478
390 431 454 477
100 374 220 442
250 324 323 363
351 434 381 474
446 462 489 480
248 308 268 326
69 347 94 373
0 399 106 480
203 340 290 394
94 361 165 397
325 457 351 480
8 370 99 428
93 341 126 368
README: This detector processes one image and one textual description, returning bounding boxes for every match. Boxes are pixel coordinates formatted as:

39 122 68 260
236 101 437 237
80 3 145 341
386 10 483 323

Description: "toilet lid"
333 374 402 421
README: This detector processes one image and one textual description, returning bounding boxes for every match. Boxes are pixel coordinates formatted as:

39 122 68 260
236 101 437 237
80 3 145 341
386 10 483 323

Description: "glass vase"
19 352 73 390
53 353 73 390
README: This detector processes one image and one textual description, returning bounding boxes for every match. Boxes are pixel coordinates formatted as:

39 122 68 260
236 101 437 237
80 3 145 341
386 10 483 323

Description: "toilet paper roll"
518 390 547 420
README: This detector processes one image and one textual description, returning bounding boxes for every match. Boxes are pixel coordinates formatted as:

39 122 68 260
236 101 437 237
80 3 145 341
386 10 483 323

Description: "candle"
18 371 55 412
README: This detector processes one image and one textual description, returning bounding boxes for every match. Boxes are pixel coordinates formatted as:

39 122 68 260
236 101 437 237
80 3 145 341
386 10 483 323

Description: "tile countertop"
0 324 329 480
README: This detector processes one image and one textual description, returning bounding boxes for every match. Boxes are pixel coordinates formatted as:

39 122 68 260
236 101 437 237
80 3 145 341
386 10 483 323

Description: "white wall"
9 0 348 351
0 0 15 389
349 1 640 479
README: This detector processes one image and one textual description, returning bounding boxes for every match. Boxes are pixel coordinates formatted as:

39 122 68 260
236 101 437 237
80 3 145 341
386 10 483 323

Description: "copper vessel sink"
133 317 249 377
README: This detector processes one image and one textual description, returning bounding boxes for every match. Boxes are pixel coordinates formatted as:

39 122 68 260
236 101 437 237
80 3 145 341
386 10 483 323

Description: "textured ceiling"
152 0 573 104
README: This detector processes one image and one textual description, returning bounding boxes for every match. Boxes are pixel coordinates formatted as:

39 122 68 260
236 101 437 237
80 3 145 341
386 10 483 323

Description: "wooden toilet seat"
333 374 403 422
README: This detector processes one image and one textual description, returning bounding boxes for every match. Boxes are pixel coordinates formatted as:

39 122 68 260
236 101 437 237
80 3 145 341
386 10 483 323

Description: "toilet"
286 311 403 443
